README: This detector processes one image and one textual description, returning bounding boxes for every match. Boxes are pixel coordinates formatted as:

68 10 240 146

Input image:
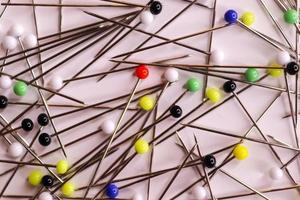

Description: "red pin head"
135 65 149 79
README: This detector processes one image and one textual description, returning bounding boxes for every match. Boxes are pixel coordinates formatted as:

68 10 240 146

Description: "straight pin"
18 37 68 158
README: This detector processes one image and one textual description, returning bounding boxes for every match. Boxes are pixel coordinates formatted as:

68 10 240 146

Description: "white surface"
0 0 298 199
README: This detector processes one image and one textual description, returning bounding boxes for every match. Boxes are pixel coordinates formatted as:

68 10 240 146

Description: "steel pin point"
219 170 271 200
158 144 197 199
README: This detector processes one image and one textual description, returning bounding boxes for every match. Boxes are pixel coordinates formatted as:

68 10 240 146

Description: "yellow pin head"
134 138 150 154
56 160 69 175
28 170 43 186
267 61 283 78
233 144 249 160
240 11 255 26
206 87 221 103
61 182 75 197
139 96 155 111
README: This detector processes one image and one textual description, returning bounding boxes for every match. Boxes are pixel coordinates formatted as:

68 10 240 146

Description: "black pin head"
285 61 299 75
38 133 51 146
203 154 216 168
41 175 54 187
37 113 49 126
150 1 162 15
21 118 34 132
0 95 8 109
170 105 183 118
223 80 236 93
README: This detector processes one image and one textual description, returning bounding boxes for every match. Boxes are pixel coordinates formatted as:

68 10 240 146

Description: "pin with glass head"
100 119 116 135
140 10 154 26
0 95 8 109
56 160 69 175
38 192 53 200
21 118 34 132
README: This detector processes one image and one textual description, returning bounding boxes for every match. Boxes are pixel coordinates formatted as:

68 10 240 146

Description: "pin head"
233 144 249 160
134 138 150 154
276 51 290 65
285 61 299 75
284 9 298 24
105 183 119 198
37 113 49 126
21 118 34 131
150 1 162 15
132 192 143 200
0 75 12 89
135 65 149 79
240 11 255 26
186 77 201 92
2 36 18 50
223 80 236 93
7 142 24 158
61 182 75 197
139 95 155 111
38 192 53 200
203 154 216 168
41 175 54 187
0 95 8 109
206 87 221 103
245 68 259 82
269 167 283 180
224 9 238 23
22 34 37 49
28 170 43 186
101 120 115 134
170 105 182 118
56 160 69 174
140 11 154 25
38 133 51 146
267 62 283 77
192 185 207 200
48 76 63 90
210 50 224 65
164 68 179 83
13 81 28 96
9 24 24 37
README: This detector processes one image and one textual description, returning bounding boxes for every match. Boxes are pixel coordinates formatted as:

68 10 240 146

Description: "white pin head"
276 51 290 65
48 76 63 90
269 167 283 180
140 11 154 26
38 192 53 200
164 68 179 82
210 50 224 65
9 24 24 37
2 36 18 50
192 185 207 200
0 75 12 89
101 120 115 134
23 34 37 49
7 142 24 158
132 192 143 200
